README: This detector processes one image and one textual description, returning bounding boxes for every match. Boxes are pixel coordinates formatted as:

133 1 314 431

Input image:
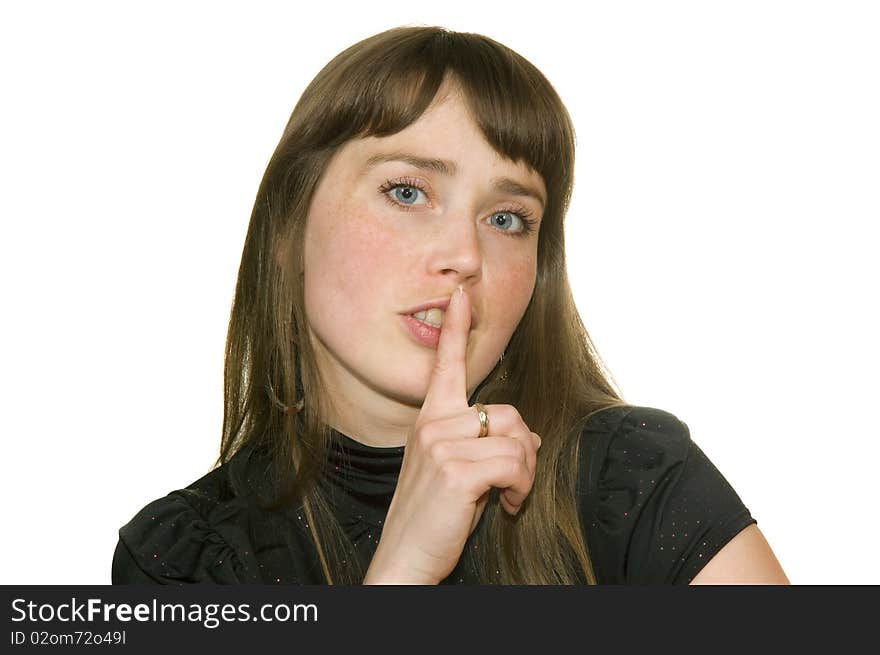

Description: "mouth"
400 296 478 330
409 307 445 329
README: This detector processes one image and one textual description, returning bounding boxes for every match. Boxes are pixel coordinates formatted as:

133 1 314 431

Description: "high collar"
321 427 405 528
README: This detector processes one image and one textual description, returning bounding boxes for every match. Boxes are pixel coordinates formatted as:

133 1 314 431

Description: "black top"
111 405 756 585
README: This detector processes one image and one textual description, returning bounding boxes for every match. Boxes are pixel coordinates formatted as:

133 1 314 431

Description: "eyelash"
377 176 538 237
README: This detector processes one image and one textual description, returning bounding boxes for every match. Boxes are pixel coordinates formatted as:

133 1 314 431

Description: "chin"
388 368 433 405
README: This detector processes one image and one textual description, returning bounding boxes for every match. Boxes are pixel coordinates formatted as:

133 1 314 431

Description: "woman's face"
301 84 546 434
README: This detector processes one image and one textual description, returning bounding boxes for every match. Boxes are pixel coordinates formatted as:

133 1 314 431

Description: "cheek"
493 253 537 328
305 200 398 318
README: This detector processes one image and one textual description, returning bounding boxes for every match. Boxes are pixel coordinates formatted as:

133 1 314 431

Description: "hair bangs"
292 28 573 224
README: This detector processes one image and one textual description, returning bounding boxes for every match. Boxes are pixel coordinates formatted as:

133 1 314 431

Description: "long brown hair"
216 25 629 584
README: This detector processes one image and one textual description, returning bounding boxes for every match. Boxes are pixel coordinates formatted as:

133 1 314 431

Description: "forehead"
339 93 547 203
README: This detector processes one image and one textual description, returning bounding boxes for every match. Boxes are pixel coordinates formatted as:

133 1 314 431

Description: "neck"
326 391 416 448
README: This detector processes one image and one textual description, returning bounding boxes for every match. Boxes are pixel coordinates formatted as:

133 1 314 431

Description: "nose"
426 214 483 281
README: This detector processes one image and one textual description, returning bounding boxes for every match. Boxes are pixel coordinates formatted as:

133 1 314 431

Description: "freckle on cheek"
328 223 395 295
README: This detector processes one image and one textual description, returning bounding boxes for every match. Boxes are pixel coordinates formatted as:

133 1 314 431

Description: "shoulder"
576 404 757 584
578 404 691 491
579 404 690 449
112 443 268 584
576 404 693 534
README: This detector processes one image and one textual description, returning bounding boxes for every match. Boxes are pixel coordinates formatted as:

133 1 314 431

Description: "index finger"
420 284 472 418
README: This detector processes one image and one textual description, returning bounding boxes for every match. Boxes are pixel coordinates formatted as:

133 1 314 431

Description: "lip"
400 296 478 329
400 314 442 349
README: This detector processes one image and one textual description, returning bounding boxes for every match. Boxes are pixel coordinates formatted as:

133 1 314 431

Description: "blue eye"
490 211 524 233
377 177 539 238
391 185 425 206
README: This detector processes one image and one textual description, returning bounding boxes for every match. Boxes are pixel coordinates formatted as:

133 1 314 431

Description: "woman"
112 25 789 585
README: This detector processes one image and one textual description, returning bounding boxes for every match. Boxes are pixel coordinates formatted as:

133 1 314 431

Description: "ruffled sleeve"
578 406 757 584
112 488 257 584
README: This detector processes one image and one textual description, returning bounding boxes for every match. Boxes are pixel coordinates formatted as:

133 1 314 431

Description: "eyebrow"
364 151 546 210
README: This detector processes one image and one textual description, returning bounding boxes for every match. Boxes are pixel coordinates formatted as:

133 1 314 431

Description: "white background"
1 1 877 584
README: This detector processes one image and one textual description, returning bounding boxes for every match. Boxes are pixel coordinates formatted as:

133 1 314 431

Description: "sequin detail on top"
112 406 755 586
576 405 757 584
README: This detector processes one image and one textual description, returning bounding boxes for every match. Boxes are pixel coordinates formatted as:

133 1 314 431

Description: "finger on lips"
416 284 540 517
420 284 470 419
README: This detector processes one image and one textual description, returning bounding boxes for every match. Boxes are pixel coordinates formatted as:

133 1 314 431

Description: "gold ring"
473 403 489 438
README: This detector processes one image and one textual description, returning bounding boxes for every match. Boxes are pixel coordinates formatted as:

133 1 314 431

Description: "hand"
363 285 542 584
